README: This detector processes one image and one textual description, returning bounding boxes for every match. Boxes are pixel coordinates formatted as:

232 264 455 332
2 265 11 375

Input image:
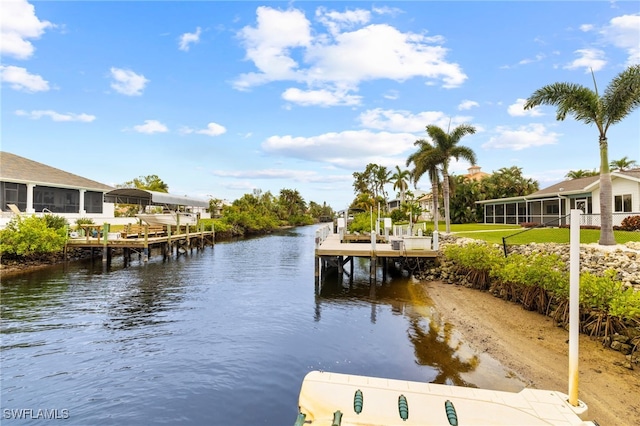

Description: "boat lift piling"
568 209 581 407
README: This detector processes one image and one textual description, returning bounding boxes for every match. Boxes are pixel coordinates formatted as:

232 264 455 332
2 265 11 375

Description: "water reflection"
104 266 188 330
315 257 499 388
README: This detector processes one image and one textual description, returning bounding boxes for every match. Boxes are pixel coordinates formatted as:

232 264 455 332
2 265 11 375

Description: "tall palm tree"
524 65 640 245
609 156 638 172
421 125 477 233
391 166 411 205
406 139 444 232
375 165 392 205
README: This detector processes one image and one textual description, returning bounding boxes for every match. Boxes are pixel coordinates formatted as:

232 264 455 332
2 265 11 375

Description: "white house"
1 152 116 227
477 169 640 226
0 152 210 228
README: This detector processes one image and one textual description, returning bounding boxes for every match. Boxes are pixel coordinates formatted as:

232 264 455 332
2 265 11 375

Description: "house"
1 151 116 225
0 152 211 228
477 169 640 226
387 189 434 221
464 165 490 181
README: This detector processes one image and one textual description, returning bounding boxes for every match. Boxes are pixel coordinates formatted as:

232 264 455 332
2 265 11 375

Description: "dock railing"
315 223 333 249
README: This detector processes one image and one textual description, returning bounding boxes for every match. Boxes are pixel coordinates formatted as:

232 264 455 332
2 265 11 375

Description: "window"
84 191 103 214
33 186 79 213
545 203 560 214
1 182 28 211
614 194 632 212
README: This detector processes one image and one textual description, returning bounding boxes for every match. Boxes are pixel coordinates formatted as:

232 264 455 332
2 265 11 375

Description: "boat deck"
296 371 594 426
315 233 437 258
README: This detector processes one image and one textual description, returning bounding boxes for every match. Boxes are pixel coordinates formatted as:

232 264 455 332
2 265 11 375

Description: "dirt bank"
424 280 640 426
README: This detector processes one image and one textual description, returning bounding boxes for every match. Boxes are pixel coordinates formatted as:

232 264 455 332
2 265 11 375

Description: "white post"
26 183 35 213
568 209 580 406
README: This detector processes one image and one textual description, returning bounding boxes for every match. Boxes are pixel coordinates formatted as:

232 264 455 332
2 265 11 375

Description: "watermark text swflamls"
3 409 70 420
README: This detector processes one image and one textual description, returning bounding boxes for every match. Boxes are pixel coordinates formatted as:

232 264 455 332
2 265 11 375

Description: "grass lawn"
451 226 640 245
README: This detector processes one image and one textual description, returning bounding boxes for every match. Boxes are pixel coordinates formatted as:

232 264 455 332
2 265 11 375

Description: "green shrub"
0 216 67 256
348 212 373 233
288 214 315 226
43 214 68 230
390 209 407 223
444 242 503 289
75 217 95 227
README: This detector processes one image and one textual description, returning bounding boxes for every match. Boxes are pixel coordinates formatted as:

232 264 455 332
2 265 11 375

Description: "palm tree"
406 139 444 232
524 65 640 245
609 156 638 172
420 125 477 233
391 166 411 205
565 169 598 179
374 165 392 206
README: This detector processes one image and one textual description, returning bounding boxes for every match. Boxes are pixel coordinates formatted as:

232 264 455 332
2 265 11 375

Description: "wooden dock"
314 227 438 283
65 227 215 264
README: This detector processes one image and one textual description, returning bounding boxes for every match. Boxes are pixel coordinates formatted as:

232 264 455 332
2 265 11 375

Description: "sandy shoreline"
424 280 640 425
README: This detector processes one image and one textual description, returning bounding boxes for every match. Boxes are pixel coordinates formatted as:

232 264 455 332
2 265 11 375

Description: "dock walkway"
314 226 438 283
65 228 215 264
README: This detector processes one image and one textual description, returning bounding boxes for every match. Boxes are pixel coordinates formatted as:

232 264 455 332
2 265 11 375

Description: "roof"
104 188 209 208
477 169 640 204
529 175 599 197
0 151 113 191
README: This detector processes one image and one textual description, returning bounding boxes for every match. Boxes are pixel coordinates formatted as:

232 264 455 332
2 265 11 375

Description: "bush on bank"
442 241 640 340
0 215 68 257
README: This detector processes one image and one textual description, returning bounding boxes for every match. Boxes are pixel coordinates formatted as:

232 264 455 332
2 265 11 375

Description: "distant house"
387 189 434 221
477 169 640 226
1 152 115 224
464 165 490 181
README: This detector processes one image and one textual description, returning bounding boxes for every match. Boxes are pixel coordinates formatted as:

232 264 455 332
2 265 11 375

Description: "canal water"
1 225 524 425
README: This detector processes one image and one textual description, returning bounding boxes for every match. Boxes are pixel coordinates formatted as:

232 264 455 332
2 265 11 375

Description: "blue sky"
2 1 639 210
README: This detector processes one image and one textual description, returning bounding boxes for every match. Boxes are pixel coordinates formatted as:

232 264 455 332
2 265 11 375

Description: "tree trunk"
598 136 616 245
443 168 451 233
432 182 439 232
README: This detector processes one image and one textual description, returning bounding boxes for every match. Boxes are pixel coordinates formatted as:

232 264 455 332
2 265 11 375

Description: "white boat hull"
296 371 595 425
135 212 197 226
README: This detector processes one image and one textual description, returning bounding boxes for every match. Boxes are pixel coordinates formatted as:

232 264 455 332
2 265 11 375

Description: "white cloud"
458 100 479 111
132 120 168 134
233 6 467 98
109 67 149 96
0 65 49 92
579 24 595 32
262 129 418 169
383 90 399 100
180 122 227 136
179 27 202 51
198 122 227 136
211 168 347 183
507 98 544 117
358 108 472 133
282 87 361 106
600 14 640 66
234 6 312 90
563 49 607 72
15 109 95 122
482 124 560 151
316 6 371 36
0 0 53 59
517 53 545 66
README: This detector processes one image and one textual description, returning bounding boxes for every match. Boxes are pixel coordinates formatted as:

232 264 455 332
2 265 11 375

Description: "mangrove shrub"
0 215 67 256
